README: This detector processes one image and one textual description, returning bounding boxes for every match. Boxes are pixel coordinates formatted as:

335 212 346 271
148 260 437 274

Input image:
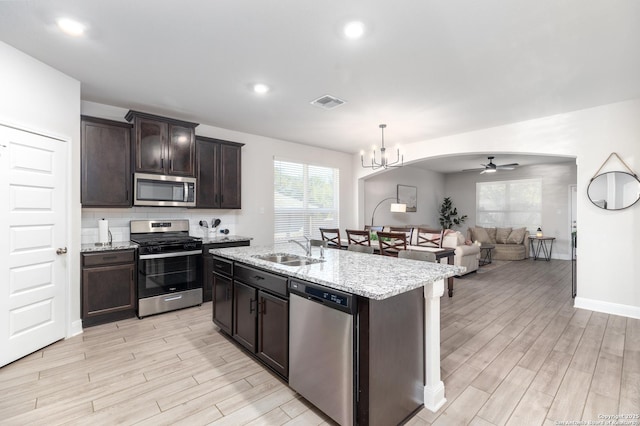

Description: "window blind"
274 159 339 242
476 178 541 231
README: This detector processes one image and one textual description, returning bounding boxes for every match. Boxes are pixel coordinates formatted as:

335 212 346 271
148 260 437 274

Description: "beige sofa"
467 226 530 260
379 226 480 275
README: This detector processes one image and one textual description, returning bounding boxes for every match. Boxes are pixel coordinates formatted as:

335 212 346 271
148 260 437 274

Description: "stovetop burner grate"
130 232 201 246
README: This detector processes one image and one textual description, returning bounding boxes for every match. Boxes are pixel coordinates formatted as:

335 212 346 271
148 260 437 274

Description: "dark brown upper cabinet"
195 136 243 209
81 116 132 207
125 110 198 177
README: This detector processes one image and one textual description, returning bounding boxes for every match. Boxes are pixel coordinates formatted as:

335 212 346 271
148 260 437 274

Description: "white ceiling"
1 1 638 172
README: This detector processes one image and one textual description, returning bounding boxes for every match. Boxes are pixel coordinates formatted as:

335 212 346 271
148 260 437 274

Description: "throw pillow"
472 227 492 244
486 227 497 244
496 227 512 244
507 227 526 244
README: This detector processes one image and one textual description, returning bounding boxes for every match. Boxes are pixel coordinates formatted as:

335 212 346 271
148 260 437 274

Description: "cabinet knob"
56 247 68 255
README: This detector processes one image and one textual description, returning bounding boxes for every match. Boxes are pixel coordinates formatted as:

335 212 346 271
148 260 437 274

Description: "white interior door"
0 124 67 367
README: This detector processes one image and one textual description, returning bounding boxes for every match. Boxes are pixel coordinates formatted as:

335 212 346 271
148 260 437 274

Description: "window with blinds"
476 178 542 231
274 159 339 242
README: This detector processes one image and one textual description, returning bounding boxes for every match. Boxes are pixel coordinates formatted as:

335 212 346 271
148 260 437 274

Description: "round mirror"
587 171 640 210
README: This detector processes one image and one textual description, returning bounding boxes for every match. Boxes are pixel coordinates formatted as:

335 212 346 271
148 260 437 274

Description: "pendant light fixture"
361 124 403 170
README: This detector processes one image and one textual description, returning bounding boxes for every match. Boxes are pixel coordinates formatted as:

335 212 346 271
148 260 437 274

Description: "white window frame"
274 159 339 243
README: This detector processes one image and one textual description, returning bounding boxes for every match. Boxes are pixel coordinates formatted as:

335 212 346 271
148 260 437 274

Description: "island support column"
424 278 446 412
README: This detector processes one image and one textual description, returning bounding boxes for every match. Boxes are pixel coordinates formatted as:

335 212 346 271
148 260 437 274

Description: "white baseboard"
67 319 84 338
574 297 640 320
553 253 571 260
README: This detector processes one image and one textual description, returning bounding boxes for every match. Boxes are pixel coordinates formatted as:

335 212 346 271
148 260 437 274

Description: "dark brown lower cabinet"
212 272 233 334
212 255 234 333
226 263 289 379
256 291 288 377
233 281 257 352
81 249 136 327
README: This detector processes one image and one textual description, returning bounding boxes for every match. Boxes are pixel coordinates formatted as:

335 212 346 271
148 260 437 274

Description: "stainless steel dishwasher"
288 279 356 426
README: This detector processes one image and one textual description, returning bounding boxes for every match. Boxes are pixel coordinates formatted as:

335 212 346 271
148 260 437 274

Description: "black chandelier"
360 124 403 170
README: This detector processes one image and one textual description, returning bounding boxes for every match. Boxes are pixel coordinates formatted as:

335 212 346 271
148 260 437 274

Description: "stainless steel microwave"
134 173 196 207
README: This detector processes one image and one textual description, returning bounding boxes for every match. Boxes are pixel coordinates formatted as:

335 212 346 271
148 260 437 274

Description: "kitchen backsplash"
81 207 240 244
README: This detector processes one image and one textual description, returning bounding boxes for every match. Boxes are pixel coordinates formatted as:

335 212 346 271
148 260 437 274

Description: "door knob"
56 247 67 255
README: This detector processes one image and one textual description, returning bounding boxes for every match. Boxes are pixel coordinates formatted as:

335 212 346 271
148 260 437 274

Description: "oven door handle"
139 250 202 260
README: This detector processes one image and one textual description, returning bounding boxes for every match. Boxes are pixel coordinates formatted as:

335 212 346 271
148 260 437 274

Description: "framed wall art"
397 184 417 212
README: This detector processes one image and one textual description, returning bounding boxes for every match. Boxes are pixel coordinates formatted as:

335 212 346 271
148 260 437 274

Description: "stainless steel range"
130 220 202 318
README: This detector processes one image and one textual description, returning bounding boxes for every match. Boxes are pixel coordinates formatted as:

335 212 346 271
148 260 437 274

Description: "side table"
529 236 555 261
479 243 495 266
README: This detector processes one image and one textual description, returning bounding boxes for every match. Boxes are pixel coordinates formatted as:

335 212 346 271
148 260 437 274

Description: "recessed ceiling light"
253 83 270 94
57 18 86 36
344 21 365 39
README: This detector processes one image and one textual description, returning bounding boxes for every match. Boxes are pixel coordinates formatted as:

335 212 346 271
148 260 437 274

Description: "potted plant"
438 197 467 229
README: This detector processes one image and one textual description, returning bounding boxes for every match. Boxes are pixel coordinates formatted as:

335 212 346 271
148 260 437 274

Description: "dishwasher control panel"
289 279 355 314
305 286 349 307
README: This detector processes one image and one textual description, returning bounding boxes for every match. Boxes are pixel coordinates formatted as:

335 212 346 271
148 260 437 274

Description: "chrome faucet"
288 236 311 256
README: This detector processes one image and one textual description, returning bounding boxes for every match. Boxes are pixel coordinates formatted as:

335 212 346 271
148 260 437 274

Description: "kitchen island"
210 243 464 425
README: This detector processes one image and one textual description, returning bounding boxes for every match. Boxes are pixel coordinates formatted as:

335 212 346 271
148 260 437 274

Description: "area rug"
476 259 512 274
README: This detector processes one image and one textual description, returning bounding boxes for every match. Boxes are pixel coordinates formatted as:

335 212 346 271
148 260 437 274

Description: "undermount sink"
253 253 325 266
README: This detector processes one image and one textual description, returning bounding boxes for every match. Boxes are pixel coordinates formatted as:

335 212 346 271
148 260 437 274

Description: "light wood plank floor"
1 259 638 425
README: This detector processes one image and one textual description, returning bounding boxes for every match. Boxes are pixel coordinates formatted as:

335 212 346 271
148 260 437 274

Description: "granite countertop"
199 235 253 244
210 243 465 300
80 241 138 253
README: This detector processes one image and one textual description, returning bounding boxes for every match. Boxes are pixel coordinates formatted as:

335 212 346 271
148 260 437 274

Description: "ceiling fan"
463 156 519 174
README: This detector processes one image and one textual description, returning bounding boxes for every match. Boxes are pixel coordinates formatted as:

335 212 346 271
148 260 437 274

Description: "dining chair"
414 228 444 248
398 250 437 263
376 231 407 257
319 228 342 249
390 226 413 242
347 244 375 254
346 229 371 246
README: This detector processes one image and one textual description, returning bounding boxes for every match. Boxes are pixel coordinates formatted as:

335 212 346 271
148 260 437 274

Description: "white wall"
572 100 640 319
0 42 82 336
354 98 640 319
363 166 445 228
81 101 357 245
444 162 577 259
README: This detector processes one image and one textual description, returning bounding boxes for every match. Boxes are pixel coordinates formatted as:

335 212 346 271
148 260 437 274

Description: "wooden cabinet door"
212 272 233 334
195 138 220 208
257 291 288 378
167 123 195 176
81 117 132 207
202 255 213 303
82 263 136 318
219 143 242 209
233 281 257 352
134 117 167 174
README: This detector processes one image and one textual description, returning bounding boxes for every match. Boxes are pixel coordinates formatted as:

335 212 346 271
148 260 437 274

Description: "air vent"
310 95 346 110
